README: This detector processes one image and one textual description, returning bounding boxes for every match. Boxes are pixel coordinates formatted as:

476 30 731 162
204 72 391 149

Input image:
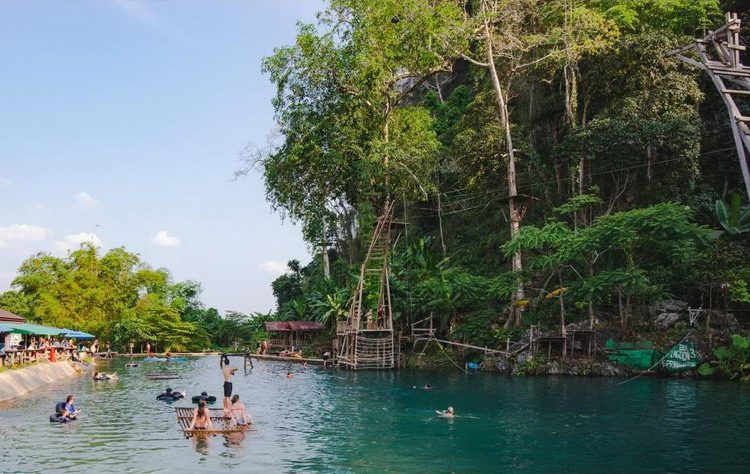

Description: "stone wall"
0 362 81 403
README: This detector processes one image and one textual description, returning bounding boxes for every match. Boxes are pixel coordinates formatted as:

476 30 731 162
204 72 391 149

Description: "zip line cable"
412 146 737 214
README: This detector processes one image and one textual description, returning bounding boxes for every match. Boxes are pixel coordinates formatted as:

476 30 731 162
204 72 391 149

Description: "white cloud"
0 224 51 248
258 260 290 277
31 203 44 212
75 191 100 210
54 233 102 253
151 230 181 247
113 0 157 23
112 0 184 42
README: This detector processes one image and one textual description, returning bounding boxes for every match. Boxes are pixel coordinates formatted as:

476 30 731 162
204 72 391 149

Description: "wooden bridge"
406 315 529 359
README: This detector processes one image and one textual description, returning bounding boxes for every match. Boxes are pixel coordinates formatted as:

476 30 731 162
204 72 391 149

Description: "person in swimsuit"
221 356 237 405
190 400 213 430
225 394 252 426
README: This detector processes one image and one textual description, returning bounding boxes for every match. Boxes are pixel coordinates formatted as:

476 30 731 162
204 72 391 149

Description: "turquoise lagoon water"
1 356 749 472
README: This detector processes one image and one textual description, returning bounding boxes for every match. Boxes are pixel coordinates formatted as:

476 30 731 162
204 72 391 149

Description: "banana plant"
715 194 750 235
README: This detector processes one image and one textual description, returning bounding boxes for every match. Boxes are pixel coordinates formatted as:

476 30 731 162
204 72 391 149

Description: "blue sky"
0 0 324 313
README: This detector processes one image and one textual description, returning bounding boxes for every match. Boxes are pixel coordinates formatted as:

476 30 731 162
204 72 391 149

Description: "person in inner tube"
57 395 80 419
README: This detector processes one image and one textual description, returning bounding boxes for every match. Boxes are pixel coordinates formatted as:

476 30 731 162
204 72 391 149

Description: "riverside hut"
264 321 324 351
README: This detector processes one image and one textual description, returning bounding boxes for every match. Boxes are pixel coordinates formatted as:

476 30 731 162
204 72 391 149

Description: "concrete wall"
0 362 81 403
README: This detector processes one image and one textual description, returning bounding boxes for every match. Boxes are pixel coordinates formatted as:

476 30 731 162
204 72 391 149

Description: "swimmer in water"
436 406 455 419
287 372 293 379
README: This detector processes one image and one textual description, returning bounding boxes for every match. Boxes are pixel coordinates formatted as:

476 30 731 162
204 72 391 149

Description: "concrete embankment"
0 362 82 403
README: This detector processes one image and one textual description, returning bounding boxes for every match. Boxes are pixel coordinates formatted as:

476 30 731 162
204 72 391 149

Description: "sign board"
661 341 700 373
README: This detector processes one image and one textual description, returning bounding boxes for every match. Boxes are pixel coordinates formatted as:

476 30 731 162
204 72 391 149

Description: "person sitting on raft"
224 394 252 426
189 400 213 431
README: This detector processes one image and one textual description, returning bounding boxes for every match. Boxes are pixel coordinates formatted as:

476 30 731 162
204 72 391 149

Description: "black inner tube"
191 395 217 403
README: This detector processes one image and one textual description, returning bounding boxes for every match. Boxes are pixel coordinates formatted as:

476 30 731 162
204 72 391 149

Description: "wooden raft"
146 372 181 380
174 407 251 437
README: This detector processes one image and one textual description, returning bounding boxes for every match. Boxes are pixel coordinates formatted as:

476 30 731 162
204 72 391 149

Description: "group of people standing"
188 355 252 431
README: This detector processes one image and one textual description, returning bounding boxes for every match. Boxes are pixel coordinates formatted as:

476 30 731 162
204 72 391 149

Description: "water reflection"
1 358 750 472
191 435 210 456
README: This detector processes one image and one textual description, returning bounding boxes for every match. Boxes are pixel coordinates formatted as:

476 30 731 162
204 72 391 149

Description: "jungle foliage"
0 245 267 351
253 0 750 349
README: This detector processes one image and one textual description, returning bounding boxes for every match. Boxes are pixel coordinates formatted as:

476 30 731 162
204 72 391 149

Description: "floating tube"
191 394 217 404
49 414 72 423
157 393 185 401
126 363 139 367
143 357 186 362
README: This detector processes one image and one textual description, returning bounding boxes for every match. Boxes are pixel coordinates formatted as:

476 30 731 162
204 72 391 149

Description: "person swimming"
93 371 117 380
157 388 185 401
286 372 293 379
436 407 455 419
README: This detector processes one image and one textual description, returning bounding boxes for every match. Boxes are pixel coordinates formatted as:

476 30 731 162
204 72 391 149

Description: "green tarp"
606 339 701 372
606 339 659 370
0 323 66 336
661 341 700 373
0 322 34 334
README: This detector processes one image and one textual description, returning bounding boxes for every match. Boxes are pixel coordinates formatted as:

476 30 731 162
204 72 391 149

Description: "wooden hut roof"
0 308 27 323
265 321 324 332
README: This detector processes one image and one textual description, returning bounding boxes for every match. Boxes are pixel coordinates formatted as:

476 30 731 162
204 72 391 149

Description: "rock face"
490 356 511 374
704 310 739 330
649 299 689 318
654 312 682 329
481 353 634 377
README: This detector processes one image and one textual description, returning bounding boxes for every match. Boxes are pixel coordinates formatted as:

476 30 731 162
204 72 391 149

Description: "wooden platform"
226 353 325 365
146 372 181 380
174 407 252 437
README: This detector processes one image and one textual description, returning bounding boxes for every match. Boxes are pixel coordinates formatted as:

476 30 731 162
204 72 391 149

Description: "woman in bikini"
225 394 252 426
190 400 213 430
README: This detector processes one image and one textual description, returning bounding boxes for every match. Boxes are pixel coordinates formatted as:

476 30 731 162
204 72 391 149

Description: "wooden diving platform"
244 353 325 365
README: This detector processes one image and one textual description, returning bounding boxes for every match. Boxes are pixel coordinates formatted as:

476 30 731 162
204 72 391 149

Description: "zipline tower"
672 12 750 199
336 201 395 370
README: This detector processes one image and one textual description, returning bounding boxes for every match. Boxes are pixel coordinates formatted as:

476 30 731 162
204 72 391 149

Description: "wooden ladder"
672 12 750 200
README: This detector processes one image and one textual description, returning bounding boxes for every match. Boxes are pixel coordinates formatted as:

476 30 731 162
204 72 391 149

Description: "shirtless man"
221 355 237 404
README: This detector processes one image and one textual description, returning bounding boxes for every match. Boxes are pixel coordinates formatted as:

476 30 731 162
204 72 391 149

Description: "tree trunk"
481 9 524 327
322 220 330 279
588 264 595 328
560 274 567 357
436 178 447 259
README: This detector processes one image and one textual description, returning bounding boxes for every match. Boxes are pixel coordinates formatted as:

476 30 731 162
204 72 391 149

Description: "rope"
428 335 469 374
616 329 694 386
